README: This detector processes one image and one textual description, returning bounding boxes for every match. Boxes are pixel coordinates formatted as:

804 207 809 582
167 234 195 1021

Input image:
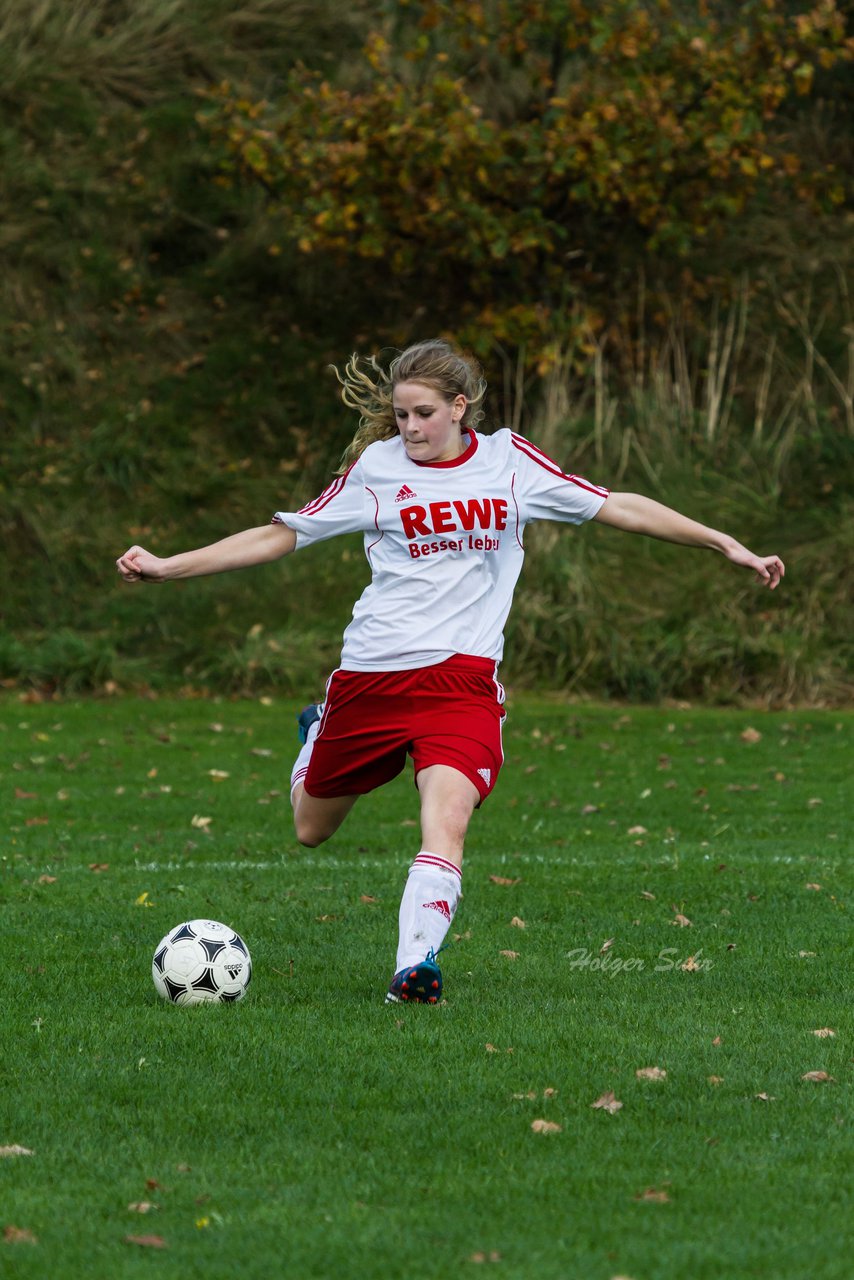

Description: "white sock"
395 852 462 973
290 715 321 804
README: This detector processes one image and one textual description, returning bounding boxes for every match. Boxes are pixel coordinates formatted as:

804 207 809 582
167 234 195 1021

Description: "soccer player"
116 338 784 1004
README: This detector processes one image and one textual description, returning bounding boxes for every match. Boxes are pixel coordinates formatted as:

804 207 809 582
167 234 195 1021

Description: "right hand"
116 545 168 583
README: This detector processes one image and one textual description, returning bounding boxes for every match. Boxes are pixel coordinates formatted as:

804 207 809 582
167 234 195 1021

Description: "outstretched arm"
116 522 297 583
593 493 785 589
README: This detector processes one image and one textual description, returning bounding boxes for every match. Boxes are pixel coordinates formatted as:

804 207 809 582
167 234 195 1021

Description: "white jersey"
273 429 609 671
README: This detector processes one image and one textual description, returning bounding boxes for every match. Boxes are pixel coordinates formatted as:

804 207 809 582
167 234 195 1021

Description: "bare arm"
116 522 297 583
593 492 785 589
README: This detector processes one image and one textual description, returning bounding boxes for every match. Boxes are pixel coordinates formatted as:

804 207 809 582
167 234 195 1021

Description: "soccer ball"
152 919 252 1005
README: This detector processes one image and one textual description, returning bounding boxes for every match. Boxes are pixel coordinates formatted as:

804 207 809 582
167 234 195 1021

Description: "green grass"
1 695 850 1279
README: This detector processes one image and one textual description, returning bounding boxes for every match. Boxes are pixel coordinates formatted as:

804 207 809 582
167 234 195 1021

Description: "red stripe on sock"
412 853 461 879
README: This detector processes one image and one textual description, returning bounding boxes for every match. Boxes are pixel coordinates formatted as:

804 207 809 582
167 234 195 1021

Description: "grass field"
1 695 850 1279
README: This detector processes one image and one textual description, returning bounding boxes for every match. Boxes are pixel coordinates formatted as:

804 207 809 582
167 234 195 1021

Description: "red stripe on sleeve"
510 434 609 496
297 463 357 516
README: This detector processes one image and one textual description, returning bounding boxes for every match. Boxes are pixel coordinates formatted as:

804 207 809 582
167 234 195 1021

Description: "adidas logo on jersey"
395 484 416 503
422 899 451 922
477 767 492 787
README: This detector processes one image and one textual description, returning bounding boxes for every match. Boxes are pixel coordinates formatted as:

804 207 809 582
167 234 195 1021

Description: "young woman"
116 338 784 1004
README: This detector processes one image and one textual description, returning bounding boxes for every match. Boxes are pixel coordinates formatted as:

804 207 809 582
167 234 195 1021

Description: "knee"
293 816 329 848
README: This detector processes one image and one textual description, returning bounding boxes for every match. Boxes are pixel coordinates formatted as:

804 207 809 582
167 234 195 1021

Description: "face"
393 380 467 463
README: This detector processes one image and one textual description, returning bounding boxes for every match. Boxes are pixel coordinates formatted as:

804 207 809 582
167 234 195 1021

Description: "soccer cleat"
385 948 443 1005
297 703 323 745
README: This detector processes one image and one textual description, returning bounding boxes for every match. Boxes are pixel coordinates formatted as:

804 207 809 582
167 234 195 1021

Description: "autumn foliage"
201 0 851 358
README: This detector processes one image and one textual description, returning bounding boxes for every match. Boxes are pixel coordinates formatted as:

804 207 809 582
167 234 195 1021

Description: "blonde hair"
334 338 487 472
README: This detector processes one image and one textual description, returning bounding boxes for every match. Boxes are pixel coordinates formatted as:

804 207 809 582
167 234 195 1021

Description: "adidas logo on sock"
395 484 416 503
477 767 492 786
422 899 451 922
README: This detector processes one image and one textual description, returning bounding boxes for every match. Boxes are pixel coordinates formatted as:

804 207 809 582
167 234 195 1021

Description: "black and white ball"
152 919 252 1005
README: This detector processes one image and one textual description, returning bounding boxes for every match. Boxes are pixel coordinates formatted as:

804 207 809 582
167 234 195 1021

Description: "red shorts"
302 655 506 804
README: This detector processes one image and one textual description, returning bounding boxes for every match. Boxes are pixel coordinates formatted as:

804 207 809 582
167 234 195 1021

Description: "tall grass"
0 0 368 104
497 282 853 705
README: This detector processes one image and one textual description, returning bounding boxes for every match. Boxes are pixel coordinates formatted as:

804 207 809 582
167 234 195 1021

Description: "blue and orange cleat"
297 703 323 745
385 949 443 1004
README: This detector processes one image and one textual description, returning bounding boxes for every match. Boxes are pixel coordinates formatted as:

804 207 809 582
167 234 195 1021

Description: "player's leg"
289 706 359 846
416 762 480 866
291 782 358 847
387 764 480 1004
288 677 408 848
387 657 504 1004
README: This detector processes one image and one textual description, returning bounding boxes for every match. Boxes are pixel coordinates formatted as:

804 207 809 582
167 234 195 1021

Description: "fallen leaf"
707 1076 724 1085
599 937 615 953
89 863 110 873
681 955 701 971
509 916 526 929
124 1235 168 1249
128 1202 157 1214
801 1071 835 1083
754 1092 777 1102
807 797 823 807
740 727 762 743
635 1066 667 1081
134 891 153 907
671 913 692 928
543 1087 558 1098
489 875 519 886
580 803 600 815
634 1186 670 1203
0 1146 34 1158
805 883 822 891
469 1251 502 1263
27 817 49 827
191 815 212 831
207 769 230 780
812 1028 836 1038
591 1091 623 1114
3 1226 37 1244
359 894 378 904
627 825 647 836
712 1035 722 1046
37 874 56 884
640 890 656 900
530 1119 562 1134
499 950 519 959
798 950 816 958
485 1044 499 1053
14 788 37 800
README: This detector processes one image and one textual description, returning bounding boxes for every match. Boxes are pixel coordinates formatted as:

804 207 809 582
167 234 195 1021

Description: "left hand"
724 544 785 589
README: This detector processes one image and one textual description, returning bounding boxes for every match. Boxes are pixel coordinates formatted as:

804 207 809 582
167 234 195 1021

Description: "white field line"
10 852 844 875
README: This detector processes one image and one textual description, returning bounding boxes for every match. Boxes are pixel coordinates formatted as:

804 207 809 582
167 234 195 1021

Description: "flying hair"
333 338 487 472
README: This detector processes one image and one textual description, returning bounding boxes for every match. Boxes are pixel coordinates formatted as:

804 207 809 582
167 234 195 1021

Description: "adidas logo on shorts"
422 899 451 921
477 767 492 787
